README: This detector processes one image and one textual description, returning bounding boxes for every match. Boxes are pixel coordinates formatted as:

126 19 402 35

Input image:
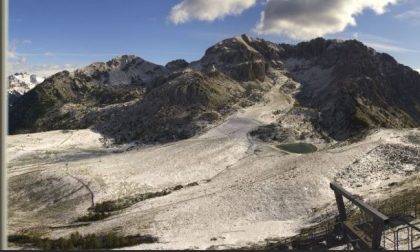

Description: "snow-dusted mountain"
8 73 45 107
9 35 420 142
8 72 45 96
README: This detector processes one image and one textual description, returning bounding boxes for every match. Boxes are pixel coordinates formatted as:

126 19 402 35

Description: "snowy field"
7 75 420 249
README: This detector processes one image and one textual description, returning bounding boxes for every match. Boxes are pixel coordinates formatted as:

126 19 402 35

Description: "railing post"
372 218 385 249
334 191 347 222
330 182 390 249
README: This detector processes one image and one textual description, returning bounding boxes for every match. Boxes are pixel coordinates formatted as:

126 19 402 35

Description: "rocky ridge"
9 35 420 144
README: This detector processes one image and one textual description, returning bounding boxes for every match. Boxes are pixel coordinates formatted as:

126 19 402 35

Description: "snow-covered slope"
7 74 420 249
8 73 44 96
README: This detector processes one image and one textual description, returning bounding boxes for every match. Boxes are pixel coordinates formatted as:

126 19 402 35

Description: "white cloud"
416 69 420 73
348 32 420 54
7 41 123 77
8 50 17 59
255 0 399 40
7 43 80 77
44 52 55 57
364 41 419 53
395 7 420 25
8 61 79 78
8 44 29 74
169 0 256 24
8 41 19 59
352 32 397 45
395 8 420 20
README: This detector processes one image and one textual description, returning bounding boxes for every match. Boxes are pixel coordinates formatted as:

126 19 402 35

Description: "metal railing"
265 183 420 250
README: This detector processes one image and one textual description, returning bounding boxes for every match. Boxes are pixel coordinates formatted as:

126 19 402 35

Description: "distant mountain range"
8 73 45 106
9 35 420 143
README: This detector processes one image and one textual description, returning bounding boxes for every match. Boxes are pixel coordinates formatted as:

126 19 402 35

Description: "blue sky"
8 0 420 76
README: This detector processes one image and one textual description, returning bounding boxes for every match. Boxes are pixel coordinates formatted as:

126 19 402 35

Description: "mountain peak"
107 54 144 67
165 59 189 72
197 34 267 82
73 54 168 86
213 34 259 51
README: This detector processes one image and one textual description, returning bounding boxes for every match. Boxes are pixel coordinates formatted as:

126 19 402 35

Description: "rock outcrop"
282 38 420 140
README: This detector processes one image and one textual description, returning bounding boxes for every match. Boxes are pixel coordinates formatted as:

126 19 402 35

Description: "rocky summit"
9 34 420 143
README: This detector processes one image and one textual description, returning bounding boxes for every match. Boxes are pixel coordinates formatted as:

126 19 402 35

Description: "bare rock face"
195 35 268 82
281 38 420 140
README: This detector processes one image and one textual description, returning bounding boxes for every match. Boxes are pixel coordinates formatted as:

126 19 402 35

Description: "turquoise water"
277 143 318 154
